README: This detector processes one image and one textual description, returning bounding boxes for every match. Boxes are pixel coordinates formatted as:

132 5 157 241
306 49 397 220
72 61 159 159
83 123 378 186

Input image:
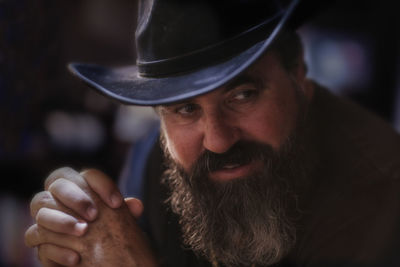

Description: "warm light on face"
159 51 312 177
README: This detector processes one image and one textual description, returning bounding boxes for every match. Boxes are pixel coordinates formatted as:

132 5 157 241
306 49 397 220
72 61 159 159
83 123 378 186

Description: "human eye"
159 103 200 124
161 103 200 125
174 103 199 116
232 89 259 101
229 84 260 104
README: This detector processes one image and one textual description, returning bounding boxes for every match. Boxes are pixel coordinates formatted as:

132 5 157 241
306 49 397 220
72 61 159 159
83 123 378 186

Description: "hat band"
137 11 284 78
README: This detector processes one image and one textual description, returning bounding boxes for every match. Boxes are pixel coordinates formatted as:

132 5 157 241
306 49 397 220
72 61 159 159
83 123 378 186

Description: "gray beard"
161 93 314 266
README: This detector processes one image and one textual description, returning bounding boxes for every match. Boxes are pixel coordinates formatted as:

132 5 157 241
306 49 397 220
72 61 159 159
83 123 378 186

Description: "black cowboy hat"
69 0 317 106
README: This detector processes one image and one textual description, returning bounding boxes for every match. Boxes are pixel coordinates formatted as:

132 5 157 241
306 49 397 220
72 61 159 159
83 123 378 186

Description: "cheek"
241 111 285 149
161 121 202 171
240 91 298 149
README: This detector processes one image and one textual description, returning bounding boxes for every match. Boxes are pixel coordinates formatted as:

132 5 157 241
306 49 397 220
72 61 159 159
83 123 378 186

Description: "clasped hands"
24 167 158 267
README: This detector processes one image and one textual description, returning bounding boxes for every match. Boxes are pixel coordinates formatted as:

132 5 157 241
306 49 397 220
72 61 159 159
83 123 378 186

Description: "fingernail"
110 193 122 207
74 222 87 236
86 206 97 220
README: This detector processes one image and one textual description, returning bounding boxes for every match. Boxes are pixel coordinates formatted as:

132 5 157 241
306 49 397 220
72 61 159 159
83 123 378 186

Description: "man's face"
157 51 314 266
159 51 312 181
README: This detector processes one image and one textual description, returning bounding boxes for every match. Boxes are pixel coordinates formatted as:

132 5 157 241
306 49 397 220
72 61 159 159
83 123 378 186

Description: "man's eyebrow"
157 98 194 112
223 74 264 93
160 98 192 108
157 74 264 110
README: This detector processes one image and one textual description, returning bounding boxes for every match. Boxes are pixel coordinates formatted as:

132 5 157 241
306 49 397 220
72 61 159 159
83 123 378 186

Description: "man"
25 0 400 266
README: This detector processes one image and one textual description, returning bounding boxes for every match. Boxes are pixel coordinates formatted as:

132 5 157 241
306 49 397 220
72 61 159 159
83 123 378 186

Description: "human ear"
292 51 314 102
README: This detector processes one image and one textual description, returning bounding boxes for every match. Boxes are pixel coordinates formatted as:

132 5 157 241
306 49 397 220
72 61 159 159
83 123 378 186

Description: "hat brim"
68 0 299 106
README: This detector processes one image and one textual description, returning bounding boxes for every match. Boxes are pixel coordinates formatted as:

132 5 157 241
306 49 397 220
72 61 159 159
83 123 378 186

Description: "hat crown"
69 0 301 106
136 0 288 76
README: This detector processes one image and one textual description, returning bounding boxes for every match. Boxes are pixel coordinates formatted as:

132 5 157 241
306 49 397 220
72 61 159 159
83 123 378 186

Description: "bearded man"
25 0 400 266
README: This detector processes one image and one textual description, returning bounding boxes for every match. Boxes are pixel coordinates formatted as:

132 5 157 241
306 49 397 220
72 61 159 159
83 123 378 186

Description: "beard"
161 94 315 266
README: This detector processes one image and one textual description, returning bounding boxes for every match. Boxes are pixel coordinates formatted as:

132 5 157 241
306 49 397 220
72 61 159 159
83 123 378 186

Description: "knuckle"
46 179 95 219
25 224 50 248
30 191 53 217
51 179 92 205
35 207 47 223
24 224 37 247
45 167 76 189
35 225 50 244
36 207 59 226
47 177 66 193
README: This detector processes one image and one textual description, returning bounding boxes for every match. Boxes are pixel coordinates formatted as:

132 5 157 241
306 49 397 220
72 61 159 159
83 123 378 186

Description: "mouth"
209 160 262 182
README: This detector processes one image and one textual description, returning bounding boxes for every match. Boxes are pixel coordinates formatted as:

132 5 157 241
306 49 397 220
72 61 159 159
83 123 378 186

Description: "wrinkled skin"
25 167 157 267
77 199 155 266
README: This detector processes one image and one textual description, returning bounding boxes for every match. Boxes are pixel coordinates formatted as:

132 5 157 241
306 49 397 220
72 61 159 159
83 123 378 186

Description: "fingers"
45 167 123 214
44 167 98 221
45 167 88 192
38 244 80 267
26 225 82 266
25 224 85 250
28 167 126 266
39 253 63 267
125 197 144 219
30 191 59 219
34 208 88 236
48 178 97 221
81 169 123 209
30 191 89 236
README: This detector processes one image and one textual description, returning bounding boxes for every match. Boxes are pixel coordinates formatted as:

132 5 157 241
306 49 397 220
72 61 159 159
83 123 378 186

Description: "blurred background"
0 0 399 266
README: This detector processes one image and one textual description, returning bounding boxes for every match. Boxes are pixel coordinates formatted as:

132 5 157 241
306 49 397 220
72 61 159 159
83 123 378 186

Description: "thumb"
125 197 144 219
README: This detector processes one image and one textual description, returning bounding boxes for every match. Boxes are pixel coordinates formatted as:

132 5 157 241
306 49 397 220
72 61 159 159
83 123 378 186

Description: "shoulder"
311 85 400 183
295 86 400 266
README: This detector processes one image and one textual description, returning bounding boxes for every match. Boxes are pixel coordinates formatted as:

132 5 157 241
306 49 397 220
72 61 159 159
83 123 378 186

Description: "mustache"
164 138 301 266
189 140 275 175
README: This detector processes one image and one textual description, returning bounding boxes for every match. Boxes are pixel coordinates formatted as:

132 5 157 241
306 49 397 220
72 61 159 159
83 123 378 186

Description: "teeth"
223 164 240 169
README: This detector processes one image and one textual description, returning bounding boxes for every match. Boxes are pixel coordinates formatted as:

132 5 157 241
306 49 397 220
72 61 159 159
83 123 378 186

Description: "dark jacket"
121 85 400 266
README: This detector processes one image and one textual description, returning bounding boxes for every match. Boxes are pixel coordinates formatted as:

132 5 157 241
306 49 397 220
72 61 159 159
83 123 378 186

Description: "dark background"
0 0 399 266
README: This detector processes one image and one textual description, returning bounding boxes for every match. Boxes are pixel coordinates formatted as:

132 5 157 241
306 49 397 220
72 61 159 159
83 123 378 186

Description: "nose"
202 111 240 154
